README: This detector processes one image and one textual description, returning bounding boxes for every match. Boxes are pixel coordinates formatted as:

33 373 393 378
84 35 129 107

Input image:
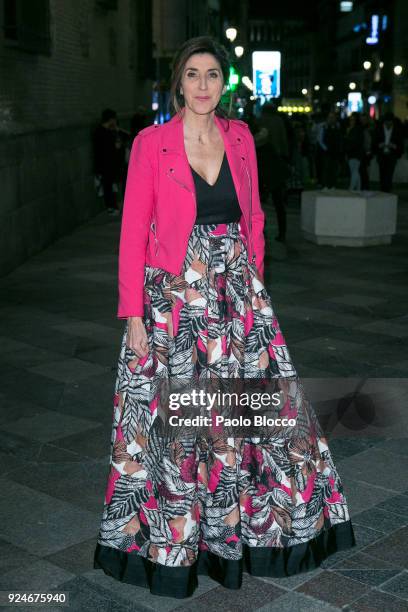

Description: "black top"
190 152 242 224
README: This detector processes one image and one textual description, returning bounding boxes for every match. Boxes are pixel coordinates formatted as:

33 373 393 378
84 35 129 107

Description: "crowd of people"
245 102 407 244
92 103 408 240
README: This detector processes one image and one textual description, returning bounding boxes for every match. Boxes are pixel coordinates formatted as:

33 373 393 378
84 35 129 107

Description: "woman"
345 112 365 191
94 36 356 599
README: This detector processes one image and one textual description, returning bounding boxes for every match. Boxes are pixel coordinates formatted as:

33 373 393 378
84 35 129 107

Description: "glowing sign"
347 92 363 114
340 1 353 12
366 15 379 44
252 51 281 98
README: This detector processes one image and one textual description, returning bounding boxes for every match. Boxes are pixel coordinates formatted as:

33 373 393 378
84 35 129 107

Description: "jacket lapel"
160 110 247 201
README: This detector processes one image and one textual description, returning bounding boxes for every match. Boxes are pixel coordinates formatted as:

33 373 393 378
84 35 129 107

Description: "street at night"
1 1 408 611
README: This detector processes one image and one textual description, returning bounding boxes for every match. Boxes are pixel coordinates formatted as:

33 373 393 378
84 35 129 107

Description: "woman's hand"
126 316 149 358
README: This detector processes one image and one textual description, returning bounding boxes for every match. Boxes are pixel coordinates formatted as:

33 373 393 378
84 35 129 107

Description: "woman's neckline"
189 151 225 187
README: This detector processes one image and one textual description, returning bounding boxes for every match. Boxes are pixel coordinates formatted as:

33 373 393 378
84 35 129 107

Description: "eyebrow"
184 67 220 72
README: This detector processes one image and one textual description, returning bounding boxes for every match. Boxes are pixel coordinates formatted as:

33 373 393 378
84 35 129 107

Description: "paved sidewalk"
0 187 407 611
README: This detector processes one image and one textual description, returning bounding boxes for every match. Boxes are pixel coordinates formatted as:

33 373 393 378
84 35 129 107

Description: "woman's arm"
117 134 154 318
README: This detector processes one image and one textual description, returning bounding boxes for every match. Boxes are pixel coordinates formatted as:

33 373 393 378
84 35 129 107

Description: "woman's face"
180 52 226 115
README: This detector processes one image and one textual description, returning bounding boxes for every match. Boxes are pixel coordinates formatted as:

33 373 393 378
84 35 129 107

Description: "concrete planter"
301 189 398 246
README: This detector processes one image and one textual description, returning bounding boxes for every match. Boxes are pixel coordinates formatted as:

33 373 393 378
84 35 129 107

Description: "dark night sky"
248 0 319 22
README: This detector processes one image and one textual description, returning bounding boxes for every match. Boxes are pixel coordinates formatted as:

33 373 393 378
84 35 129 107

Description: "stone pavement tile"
0 363 64 410
345 588 408 611
0 321 79 355
351 507 407 534
256 590 341 611
369 364 408 377
0 430 83 467
44 538 99 576
327 437 384 462
362 526 408 567
295 570 370 608
10 456 108 514
75 345 120 368
269 282 308 295
0 559 75 591
48 575 127 612
0 409 100 443
27 357 109 383
375 493 408 517
51 321 121 345
379 570 408 600
338 478 397 515
0 397 49 426
0 538 40 576
85 568 219 612
291 336 368 357
294 365 337 378
0 449 33 478
374 438 408 457
272 305 364 329
355 320 408 338
320 523 384 570
52 423 112 459
336 448 408 493
324 277 408 298
54 375 117 426
325 294 388 307
171 573 286 612
0 478 100 556
330 551 403 586
257 566 324 591
0 341 70 369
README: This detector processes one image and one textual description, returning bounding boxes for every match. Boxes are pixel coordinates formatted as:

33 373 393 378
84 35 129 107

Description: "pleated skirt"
94 221 356 598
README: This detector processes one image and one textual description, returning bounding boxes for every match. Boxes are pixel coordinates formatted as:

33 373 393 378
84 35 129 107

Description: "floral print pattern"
95 221 352 569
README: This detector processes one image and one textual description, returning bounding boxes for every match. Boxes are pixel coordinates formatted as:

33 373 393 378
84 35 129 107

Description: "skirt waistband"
191 221 241 239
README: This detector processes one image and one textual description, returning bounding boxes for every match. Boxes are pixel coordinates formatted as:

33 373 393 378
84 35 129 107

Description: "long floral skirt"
94 221 356 598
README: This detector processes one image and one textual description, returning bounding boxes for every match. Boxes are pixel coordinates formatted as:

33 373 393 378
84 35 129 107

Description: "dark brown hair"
169 36 232 125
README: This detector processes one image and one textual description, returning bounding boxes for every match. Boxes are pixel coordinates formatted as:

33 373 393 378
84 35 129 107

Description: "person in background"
255 101 290 243
345 112 365 191
317 111 343 190
372 112 404 193
93 108 128 216
359 113 373 190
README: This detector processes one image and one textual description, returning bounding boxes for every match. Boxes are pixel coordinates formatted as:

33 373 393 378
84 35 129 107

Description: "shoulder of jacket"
137 123 162 136
230 118 250 130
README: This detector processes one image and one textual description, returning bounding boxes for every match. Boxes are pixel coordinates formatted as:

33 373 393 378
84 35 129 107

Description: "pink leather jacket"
117 110 265 318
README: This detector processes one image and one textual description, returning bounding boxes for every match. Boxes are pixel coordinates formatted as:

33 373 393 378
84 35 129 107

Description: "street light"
328 85 334 91
394 65 403 76
349 82 356 89
234 46 244 58
301 88 308 95
314 84 320 91
242 76 253 90
379 61 384 68
363 61 371 70
225 28 237 42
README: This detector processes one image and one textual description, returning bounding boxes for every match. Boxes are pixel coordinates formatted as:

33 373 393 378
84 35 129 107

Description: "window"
3 0 51 54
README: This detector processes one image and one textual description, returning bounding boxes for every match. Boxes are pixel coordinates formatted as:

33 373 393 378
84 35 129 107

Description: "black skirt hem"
93 519 357 599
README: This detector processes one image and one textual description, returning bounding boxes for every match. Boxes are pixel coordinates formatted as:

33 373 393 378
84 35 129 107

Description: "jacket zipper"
150 219 159 255
166 169 197 268
244 164 256 264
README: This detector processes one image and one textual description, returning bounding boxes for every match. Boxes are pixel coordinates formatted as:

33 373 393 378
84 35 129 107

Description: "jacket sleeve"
117 134 154 318
246 129 266 281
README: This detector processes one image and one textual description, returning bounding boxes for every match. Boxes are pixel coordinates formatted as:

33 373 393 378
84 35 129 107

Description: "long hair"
168 36 232 126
